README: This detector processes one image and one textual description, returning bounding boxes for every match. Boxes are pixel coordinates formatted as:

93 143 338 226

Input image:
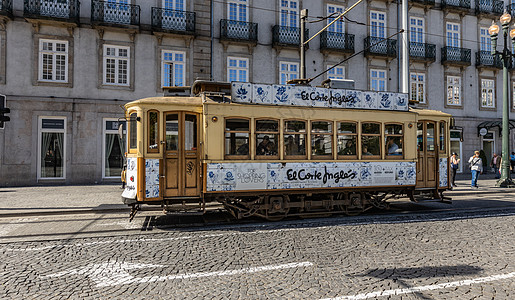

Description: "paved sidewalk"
1 176 515 217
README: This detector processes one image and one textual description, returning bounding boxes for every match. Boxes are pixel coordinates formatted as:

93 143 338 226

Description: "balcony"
409 0 435 8
441 0 471 12
272 25 308 48
476 0 503 16
24 0 80 24
508 4 515 18
476 51 502 69
220 19 258 43
320 31 354 54
151 7 195 35
441 46 471 66
0 0 12 18
409 42 436 62
364 36 397 58
91 0 140 27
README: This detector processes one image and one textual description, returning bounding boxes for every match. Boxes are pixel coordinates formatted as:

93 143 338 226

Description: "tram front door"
416 121 437 188
163 112 200 197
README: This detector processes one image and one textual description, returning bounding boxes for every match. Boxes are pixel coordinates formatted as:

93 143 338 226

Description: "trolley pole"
300 9 308 81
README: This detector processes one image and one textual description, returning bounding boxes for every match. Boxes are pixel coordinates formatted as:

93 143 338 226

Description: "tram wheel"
261 195 290 221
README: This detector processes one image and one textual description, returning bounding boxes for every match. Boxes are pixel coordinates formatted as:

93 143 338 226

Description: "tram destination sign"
230 82 409 111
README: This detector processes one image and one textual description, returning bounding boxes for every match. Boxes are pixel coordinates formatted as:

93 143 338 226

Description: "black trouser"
450 167 457 186
511 160 515 173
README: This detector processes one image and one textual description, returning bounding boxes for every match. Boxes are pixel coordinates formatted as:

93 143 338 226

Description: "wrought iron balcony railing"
91 0 140 26
409 0 436 6
220 19 258 42
507 4 515 18
476 0 503 15
24 0 80 23
441 46 471 65
0 0 13 17
476 51 503 68
320 31 354 53
441 0 471 10
272 25 308 47
151 7 195 35
409 42 436 62
364 36 397 57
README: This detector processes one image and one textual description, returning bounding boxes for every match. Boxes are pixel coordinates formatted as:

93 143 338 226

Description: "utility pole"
300 9 308 80
401 0 409 94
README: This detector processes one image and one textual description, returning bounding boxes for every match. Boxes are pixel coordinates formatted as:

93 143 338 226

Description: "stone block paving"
1 210 515 299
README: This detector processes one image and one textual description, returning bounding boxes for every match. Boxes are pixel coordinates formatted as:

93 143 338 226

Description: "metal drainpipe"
397 1 400 93
210 0 214 81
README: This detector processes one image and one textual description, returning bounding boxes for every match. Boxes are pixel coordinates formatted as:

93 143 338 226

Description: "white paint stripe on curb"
320 271 515 300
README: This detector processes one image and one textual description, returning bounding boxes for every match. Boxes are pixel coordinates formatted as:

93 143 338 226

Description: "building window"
370 69 386 91
280 0 298 27
311 121 333 158
162 50 185 87
163 0 185 10
284 120 306 158
279 61 298 84
409 17 424 43
337 122 357 159
446 75 461 106
328 65 345 80
227 57 248 82
103 119 126 179
481 79 495 108
480 27 491 52
225 118 250 158
446 22 460 47
361 122 381 157
103 45 129 86
228 0 248 21
327 4 345 33
370 11 386 38
38 117 66 179
39 39 68 82
255 119 279 158
410 72 425 104
385 124 403 158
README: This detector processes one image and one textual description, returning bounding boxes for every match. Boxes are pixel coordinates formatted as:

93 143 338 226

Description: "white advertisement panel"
122 157 138 199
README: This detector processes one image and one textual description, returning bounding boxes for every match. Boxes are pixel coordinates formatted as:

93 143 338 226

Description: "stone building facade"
0 0 512 186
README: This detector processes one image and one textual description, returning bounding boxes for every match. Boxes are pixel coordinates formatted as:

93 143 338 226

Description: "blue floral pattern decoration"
275 86 289 103
380 93 391 109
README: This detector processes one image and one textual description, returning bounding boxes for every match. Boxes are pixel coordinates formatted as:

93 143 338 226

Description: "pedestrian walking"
450 152 460 187
510 152 515 173
468 151 483 188
491 153 501 179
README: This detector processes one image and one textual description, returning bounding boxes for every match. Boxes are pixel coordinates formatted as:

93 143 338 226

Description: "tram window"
255 119 278 158
361 123 381 157
385 124 403 158
225 118 250 158
165 114 179 151
148 111 159 153
337 122 357 158
284 120 306 158
417 123 423 151
129 112 137 151
311 121 333 158
439 122 446 153
185 114 197 151
427 123 435 151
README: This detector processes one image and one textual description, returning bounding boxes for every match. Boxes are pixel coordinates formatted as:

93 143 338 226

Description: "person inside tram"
257 135 276 156
340 140 356 155
285 135 299 155
237 141 249 155
387 137 400 155
362 145 372 156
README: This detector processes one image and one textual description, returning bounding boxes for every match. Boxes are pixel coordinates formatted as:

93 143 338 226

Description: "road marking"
97 221 142 230
320 271 515 300
43 261 313 287
4 211 515 252
0 218 38 236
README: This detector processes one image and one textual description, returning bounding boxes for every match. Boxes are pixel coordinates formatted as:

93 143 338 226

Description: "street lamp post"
489 12 515 187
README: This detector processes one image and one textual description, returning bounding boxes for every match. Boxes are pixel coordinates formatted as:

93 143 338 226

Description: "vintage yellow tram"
122 81 451 220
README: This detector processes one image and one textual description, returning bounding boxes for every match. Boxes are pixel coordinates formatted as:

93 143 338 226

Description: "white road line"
0 218 38 237
4 211 515 252
321 271 515 300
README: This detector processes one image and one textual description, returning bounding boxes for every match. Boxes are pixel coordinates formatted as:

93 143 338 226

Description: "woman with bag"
468 150 483 188
450 152 460 187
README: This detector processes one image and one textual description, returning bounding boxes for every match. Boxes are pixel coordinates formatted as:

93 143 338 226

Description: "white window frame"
279 61 299 84
102 118 126 179
228 0 248 21
280 0 299 28
370 11 386 38
327 65 345 80
410 72 426 104
38 39 68 83
161 50 186 88
370 69 386 91
37 116 66 180
103 45 130 86
481 78 495 108
409 17 424 43
446 75 461 106
327 4 345 33
446 22 460 47
227 56 248 82
480 27 491 52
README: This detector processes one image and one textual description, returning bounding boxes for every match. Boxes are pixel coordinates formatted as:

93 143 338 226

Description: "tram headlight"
212 116 218 122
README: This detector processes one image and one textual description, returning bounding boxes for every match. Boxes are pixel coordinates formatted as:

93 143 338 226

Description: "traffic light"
0 94 9 129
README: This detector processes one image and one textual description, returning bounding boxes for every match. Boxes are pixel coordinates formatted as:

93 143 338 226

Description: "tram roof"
410 108 452 117
125 96 204 108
